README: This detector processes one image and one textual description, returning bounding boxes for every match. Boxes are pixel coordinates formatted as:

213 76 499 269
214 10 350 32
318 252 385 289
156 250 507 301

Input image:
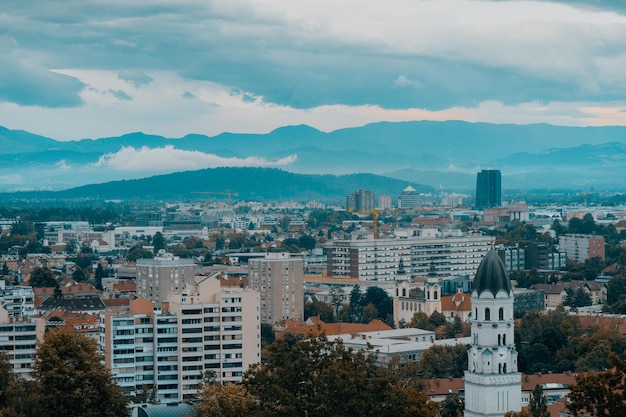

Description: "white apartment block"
0 281 35 318
100 273 260 404
559 234 606 263
325 235 494 281
136 251 196 302
0 305 45 379
248 253 304 325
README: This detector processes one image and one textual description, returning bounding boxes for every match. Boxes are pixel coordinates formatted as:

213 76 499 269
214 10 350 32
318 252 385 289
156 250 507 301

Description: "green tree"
126 245 153 262
564 287 592 308
329 286 345 319
29 267 57 288
304 302 334 323
152 232 166 254
298 235 316 251
361 286 392 324
529 384 549 417
439 393 464 417
349 285 362 322
35 328 129 417
94 263 106 290
71 267 88 283
261 323 275 345
244 335 438 417
417 344 468 378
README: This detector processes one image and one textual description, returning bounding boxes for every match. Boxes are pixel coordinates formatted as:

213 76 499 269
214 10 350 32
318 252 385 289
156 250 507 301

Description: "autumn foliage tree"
35 328 129 417
567 353 626 417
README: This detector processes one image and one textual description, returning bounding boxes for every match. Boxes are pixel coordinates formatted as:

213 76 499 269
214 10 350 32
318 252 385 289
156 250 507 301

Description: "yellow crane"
348 209 379 239
191 190 239 216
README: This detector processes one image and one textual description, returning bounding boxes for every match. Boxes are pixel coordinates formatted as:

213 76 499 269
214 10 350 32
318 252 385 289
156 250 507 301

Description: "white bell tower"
464 251 521 417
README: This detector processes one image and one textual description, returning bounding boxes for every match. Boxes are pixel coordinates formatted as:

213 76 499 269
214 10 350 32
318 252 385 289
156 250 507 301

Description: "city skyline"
3 1 626 141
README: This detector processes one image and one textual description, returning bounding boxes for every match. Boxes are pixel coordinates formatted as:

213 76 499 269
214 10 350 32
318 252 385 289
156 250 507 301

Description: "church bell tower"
464 251 521 417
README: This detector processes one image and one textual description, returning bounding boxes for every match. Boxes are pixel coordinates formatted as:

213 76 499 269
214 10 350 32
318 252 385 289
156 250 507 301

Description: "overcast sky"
2 0 626 141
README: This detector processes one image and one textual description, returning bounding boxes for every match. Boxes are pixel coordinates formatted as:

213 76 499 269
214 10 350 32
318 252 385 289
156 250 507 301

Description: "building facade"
559 234 606 263
475 169 502 209
136 251 196 302
465 251 522 417
346 189 376 212
0 305 44 379
100 274 260 403
248 253 304 325
326 235 494 281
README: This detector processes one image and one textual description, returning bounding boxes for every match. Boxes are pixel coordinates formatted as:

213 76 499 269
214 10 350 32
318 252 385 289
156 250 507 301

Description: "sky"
3 0 626 141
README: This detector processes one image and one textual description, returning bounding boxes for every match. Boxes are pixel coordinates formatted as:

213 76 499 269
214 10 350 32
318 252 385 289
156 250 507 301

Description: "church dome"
473 250 511 296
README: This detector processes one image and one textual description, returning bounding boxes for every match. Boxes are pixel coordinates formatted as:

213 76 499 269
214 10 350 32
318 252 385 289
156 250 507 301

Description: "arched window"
498 334 501 346
499 307 504 321
396 288 399 297
503 363 507 373
402 288 407 297
503 334 506 345
434 291 438 300
427 290 430 300
485 308 491 321
475 308 478 319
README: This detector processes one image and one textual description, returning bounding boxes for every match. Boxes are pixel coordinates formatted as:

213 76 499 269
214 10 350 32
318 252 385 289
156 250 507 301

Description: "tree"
126 245 153 262
529 384 549 417
29 267 57 288
361 286 392 324
304 302 334 323
152 232 166 254
298 235 316 251
417 344 468 378
243 335 438 417
1 263 8 275
71 267 88 283
349 285 362 322
408 312 434 331
329 286 345 319
439 393 464 417
261 323 275 345
568 353 626 417
194 383 259 417
35 328 129 417
564 287 592 308
94 263 106 290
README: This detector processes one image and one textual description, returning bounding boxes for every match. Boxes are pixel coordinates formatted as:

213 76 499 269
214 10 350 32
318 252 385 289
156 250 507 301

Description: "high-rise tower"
475 170 501 209
464 251 521 417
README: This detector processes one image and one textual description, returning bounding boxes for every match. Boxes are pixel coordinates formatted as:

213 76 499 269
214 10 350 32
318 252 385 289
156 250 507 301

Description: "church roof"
473 250 511 296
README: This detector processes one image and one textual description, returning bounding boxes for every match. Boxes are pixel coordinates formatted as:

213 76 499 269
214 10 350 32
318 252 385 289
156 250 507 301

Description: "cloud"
118 70 153 87
393 76 425 89
0 58 84 107
94 145 298 171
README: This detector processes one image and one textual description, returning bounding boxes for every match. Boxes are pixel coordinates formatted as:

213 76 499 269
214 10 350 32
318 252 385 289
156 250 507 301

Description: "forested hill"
1 167 432 202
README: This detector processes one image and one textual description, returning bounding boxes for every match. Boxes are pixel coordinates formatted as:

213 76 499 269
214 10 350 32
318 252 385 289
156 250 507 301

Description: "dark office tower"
475 169 501 209
347 189 376 211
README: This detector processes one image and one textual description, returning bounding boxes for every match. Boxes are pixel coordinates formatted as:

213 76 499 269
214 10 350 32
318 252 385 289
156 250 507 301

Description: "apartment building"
100 273 260 403
326 235 494 281
559 234 606 263
0 281 35 318
248 252 304 325
0 305 45 379
136 251 196 302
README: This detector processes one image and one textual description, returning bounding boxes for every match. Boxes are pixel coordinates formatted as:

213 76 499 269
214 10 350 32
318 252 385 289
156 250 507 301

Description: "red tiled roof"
278 318 392 338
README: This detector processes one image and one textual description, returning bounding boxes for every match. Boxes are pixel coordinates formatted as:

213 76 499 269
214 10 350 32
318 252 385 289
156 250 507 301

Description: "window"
484 308 491 321
499 307 504 321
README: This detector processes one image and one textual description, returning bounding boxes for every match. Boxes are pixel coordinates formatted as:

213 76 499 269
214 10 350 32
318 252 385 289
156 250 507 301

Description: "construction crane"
348 209 379 239
191 190 239 217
